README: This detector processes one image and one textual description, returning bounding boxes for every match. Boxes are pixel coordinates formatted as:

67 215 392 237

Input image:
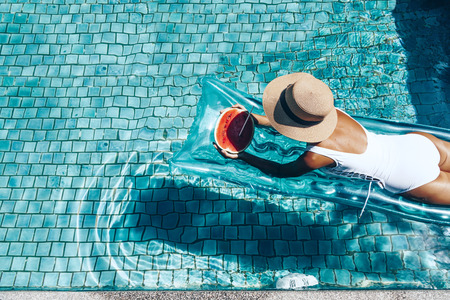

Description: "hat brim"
263 73 337 143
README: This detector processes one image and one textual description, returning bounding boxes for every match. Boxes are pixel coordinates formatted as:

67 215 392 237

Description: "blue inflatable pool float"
170 77 450 225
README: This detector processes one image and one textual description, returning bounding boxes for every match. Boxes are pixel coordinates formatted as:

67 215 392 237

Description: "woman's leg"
404 171 450 205
409 132 450 172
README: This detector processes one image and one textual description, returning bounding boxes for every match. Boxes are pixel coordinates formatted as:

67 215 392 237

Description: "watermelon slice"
214 107 254 153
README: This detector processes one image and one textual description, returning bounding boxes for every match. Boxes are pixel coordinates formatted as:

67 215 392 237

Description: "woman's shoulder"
323 109 368 154
336 109 365 129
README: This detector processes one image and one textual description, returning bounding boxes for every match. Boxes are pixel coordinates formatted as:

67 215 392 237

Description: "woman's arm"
213 143 318 178
239 151 314 178
251 113 272 127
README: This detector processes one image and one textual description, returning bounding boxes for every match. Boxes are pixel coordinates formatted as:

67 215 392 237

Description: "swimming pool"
0 0 449 290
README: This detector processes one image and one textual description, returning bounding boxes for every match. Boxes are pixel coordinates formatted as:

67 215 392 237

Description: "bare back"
316 110 368 154
305 110 369 168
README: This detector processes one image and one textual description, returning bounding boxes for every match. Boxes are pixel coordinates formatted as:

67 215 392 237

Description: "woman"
214 73 450 205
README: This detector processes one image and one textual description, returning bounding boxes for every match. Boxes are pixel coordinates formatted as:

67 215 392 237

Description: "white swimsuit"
306 115 441 194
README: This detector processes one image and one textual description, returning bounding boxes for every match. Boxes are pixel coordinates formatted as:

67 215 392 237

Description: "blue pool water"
0 0 449 290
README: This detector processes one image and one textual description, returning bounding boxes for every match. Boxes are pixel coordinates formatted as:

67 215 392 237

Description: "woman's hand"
213 142 240 159
220 104 247 114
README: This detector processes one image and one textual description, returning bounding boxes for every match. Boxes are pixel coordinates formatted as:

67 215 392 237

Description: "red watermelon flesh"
215 108 254 153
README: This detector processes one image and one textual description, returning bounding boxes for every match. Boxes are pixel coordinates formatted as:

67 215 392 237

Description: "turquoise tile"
396 270 415 283
22 242 37 256
56 273 72 287
54 258 69 272
34 241 50 256
42 272 58 287
2 214 17 227
320 269 336 284
403 251 421 270
386 252 404 271
8 242 23 256
0 272 16 287
50 242 65 256
391 235 409 251
0 243 8 256
95 257 110 272
0 257 12 271
67 257 82 272
24 257 40 272
1 201 15 213
98 271 115 287
19 228 35 241
47 228 61 241
407 236 426 251
27 272 44 287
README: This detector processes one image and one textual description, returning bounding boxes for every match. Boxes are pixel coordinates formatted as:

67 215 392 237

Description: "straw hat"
263 72 337 143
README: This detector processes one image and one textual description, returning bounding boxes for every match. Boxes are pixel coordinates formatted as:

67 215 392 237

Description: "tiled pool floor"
0 0 449 290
